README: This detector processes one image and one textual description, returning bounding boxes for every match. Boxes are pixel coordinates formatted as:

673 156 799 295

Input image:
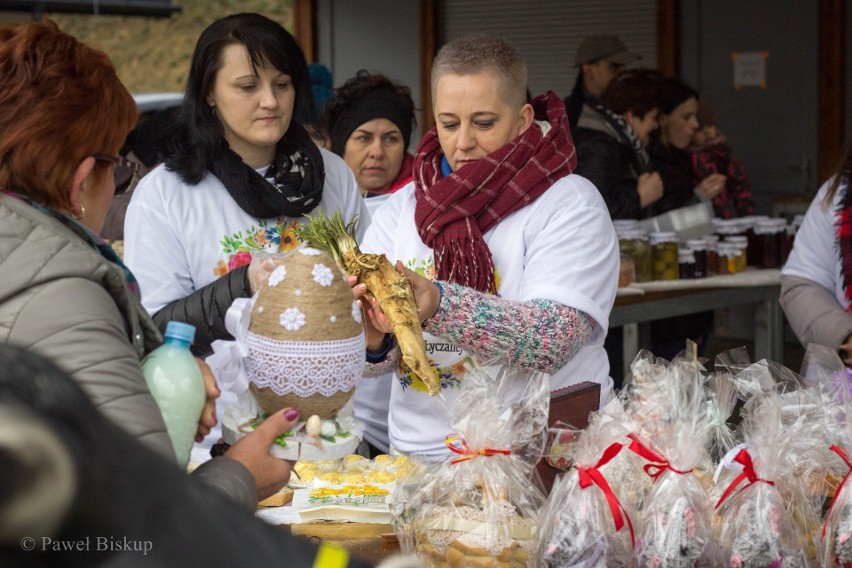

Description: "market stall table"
611 269 782 371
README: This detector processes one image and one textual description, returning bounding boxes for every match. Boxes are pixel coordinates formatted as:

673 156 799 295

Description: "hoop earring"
71 205 85 220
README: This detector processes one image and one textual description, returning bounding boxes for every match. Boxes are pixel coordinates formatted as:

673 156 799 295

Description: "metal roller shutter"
440 0 656 100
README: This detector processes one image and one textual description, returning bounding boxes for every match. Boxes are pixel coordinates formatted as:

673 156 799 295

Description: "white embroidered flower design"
267 265 286 287
299 247 322 256
351 300 362 324
279 308 306 331
294 289 302 296
257 306 264 313
312 263 334 287
330 315 337 323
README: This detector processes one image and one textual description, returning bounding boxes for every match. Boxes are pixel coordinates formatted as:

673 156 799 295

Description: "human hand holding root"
299 211 442 395
350 262 440 340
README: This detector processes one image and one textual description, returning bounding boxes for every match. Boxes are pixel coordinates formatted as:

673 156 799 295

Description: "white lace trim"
245 331 365 396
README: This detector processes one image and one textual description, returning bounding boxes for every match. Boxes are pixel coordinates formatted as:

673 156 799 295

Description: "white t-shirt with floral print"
124 148 369 315
362 174 619 460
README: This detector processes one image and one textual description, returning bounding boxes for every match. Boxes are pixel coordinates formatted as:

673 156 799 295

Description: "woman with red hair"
0 19 297 511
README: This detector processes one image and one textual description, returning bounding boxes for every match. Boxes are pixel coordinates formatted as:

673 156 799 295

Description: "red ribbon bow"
626 433 693 481
445 434 511 465
714 448 775 510
822 445 852 538
576 442 635 549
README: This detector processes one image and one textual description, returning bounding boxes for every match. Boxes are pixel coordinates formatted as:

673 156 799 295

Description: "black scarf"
591 103 650 170
209 122 325 219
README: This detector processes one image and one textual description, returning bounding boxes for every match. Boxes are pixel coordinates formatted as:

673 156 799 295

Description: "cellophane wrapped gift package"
391 359 548 568
535 397 637 567
621 349 716 567
711 355 826 567
798 344 852 567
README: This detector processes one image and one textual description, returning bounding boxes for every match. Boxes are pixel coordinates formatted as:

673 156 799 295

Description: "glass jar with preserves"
685 239 708 278
703 235 719 276
739 215 769 267
725 235 749 272
650 231 679 280
678 248 696 279
619 229 651 282
716 242 738 275
755 218 787 269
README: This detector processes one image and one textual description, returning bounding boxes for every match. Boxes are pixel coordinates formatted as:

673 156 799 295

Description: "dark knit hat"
575 34 641 66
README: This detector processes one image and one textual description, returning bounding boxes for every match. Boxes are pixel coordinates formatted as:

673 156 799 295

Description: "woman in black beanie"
322 71 417 207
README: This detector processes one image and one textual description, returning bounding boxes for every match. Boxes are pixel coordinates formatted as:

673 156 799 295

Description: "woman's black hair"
658 77 699 116
599 68 664 118
167 13 314 184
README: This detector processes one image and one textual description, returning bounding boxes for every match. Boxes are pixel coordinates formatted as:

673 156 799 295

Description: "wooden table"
611 269 783 371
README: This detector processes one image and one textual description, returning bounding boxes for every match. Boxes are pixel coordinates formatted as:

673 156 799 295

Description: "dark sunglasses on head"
92 154 140 195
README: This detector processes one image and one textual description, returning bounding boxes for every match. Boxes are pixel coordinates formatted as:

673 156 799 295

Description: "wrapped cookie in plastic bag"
535 399 637 567
713 362 817 568
623 349 716 567
391 358 548 568
798 344 852 567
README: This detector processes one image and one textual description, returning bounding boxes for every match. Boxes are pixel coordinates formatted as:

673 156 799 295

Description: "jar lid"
685 239 707 250
712 218 742 234
725 235 748 244
649 231 678 244
678 248 696 262
754 219 787 234
717 242 739 257
619 229 649 241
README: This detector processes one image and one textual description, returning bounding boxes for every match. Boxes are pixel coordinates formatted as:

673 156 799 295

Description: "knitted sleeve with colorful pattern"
425 280 593 374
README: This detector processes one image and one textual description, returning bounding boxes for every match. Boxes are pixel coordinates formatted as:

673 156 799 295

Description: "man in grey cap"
563 34 641 131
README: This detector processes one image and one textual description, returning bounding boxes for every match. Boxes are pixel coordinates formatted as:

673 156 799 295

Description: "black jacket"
647 137 699 216
152 265 250 357
573 106 651 219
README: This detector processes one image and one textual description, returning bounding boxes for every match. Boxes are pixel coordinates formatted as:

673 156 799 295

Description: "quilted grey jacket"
0 193 255 511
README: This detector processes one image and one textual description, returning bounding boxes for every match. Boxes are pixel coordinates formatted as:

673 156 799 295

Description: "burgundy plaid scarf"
835 162 852 306
413 91 576 293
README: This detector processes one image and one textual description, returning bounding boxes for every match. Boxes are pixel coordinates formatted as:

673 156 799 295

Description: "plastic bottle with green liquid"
142 321 205 469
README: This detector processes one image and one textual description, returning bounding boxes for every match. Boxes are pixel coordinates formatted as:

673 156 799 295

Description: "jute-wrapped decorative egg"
245 247 365 419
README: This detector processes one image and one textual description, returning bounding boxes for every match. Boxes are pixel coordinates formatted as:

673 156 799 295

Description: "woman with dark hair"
574 68 664 219
647 77 725 215
0 19 297 512
781 145 852 361
124 13 368 357
323 70 417 210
